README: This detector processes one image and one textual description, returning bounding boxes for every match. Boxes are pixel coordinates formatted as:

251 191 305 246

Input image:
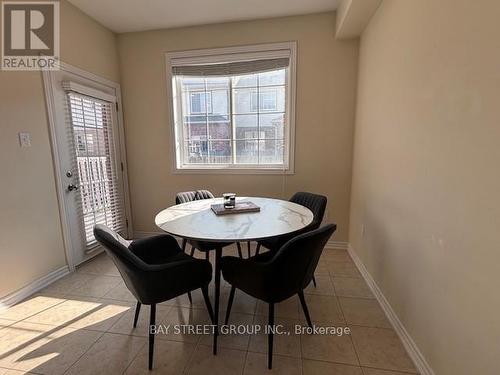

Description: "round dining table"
155 196 313 354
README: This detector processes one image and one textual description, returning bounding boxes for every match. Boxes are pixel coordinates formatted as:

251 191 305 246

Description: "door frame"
42 61 133 271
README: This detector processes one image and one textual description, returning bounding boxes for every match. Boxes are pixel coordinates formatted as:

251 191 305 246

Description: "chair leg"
148 304 156 370
312 275 317 288
133 301 141 328
298 291 313 328
181 238 187 253
247 241 251 258
255 243 261 256
268 303 275 369
236 242 243 258
190 245 195 257
224 286 236 325
205 251 209 261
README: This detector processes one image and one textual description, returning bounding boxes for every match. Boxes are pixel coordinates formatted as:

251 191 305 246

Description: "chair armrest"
133 258 212 304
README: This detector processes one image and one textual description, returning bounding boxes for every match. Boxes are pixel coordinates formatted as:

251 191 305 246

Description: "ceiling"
68 0 340 33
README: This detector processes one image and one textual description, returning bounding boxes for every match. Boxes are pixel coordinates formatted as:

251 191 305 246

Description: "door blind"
65 90 126 250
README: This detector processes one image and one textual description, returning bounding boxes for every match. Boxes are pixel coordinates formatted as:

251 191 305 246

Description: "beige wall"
0 0 120 298
117 12 359 241
349 1 500 374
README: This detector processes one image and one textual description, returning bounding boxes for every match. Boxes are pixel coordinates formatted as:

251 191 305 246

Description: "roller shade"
172 57 290 77
170 47 291 77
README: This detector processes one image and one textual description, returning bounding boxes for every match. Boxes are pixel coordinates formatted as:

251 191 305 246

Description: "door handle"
67 184 79 192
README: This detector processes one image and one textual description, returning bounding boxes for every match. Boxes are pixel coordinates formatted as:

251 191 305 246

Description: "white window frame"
165 42 296 174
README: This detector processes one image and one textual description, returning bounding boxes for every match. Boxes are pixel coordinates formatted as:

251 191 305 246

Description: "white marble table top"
155 197 313 242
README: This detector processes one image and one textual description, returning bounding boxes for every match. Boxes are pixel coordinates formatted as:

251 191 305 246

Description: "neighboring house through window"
190 91 212 114
251 90 277 112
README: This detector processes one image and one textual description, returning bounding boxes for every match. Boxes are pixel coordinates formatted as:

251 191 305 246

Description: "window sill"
172 166 294 175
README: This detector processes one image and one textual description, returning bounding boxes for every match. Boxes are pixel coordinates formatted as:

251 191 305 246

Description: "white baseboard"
347 244 435 375
0 266 70 311
325 240 349 250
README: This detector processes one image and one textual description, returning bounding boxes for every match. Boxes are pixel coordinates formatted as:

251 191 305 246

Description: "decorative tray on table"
211 201 261 216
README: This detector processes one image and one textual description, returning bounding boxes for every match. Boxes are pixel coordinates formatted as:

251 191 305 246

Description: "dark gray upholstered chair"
175 190 214 203
256 192 328 287
221 224 336 369
93 224 214 370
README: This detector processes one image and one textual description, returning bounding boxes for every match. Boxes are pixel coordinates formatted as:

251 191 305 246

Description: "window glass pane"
210 90 229 116
232 74 257 88
190 92 202 113
209 140 232 163
259 69 286 86
209 121 231 140
235 140 258 164
185 140 208 163
259 90 277 111
181 91 191 116
259 113 284 139
173 62 290 169
259 139 284 164
181 77 205 90
260 86 285 112
185 121 207 140
206 77 230 90
234 114 257 139
233 88 257 114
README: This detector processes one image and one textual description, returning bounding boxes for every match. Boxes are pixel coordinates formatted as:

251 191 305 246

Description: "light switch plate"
19 132 32 147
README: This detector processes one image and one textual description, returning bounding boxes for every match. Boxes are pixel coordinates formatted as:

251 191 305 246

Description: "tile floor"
0 244 418 375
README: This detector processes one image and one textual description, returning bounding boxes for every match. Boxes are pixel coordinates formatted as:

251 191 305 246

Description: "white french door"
44 64 131 267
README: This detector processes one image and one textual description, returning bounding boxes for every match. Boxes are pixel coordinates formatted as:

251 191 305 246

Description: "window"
167 42 296 173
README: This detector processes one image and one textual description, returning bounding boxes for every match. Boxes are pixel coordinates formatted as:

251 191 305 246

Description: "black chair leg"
224 286 236 325
247 241 251 258
148 304 156 370
312 275 317 288
268 303 275 369
186 244 196 303
205 251 209 261
236 242 243 258
201 285 214 324
133 301 141 328
181 238 187 253
298 291 313 328
255 243 261 256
